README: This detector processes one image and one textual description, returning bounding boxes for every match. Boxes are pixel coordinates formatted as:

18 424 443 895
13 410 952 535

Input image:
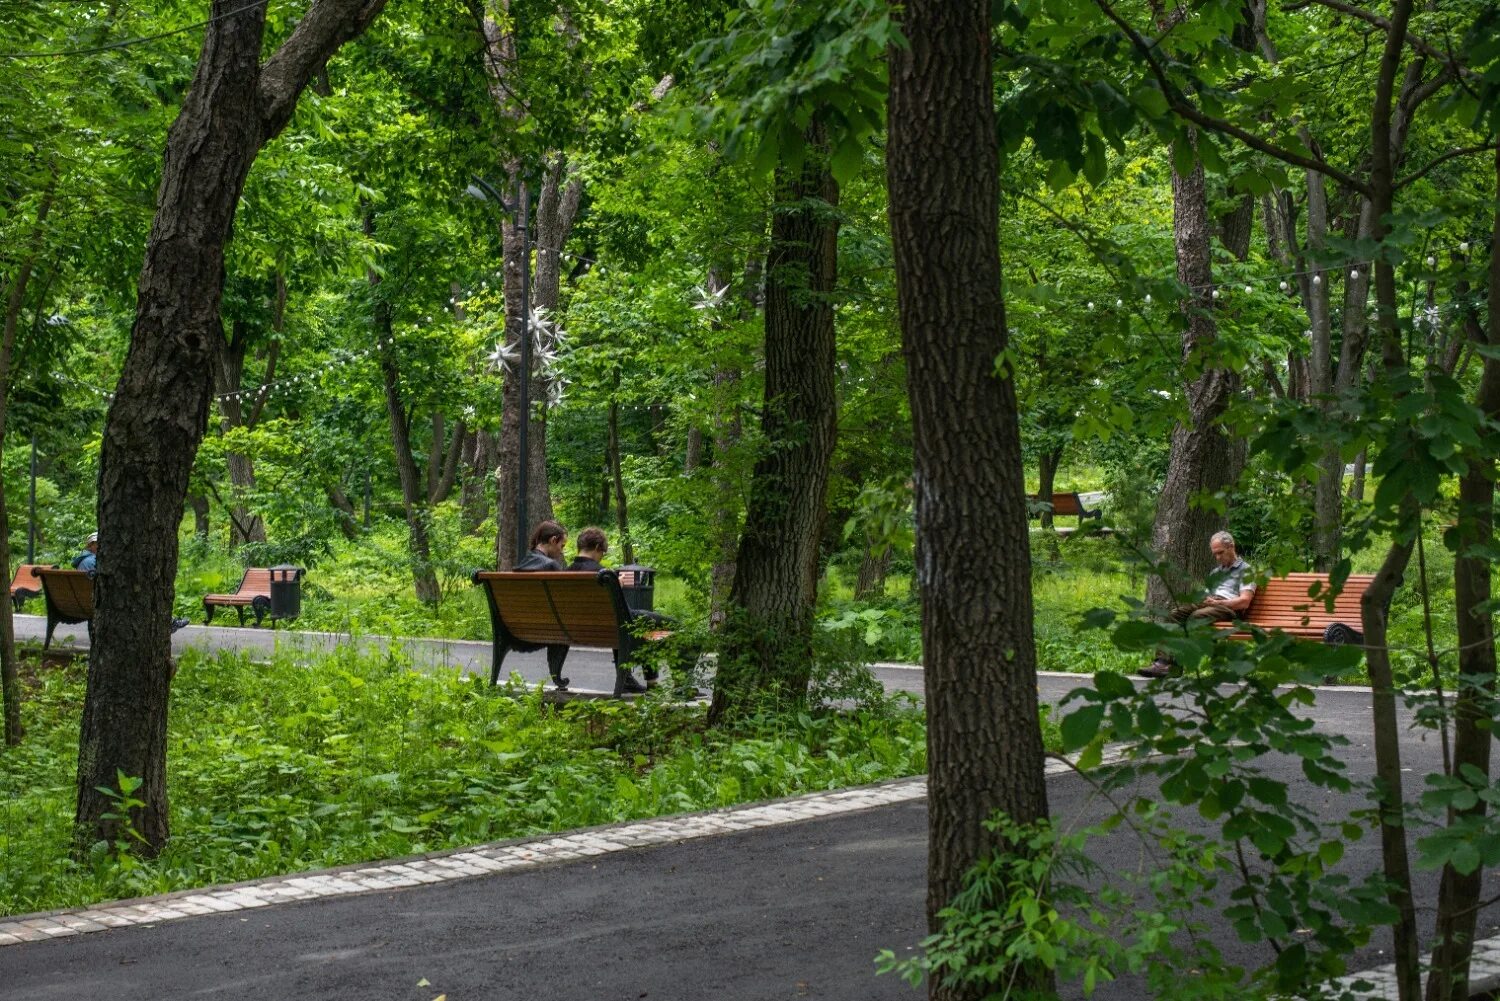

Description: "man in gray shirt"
1141 530 1257 677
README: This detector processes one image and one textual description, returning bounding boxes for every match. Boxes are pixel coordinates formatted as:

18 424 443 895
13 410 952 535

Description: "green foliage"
687 0 897 180
0 644 926 916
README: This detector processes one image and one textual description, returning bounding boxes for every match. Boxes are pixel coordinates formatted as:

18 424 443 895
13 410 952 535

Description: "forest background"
2 1 1499 999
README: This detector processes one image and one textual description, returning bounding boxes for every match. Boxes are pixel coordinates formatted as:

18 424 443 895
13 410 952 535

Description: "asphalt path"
7 619 1495 999
15 614 930 697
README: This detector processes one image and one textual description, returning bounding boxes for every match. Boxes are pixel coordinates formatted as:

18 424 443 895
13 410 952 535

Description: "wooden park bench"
472 569 671 696
1030 492 1103 529
202 568 273 626
1219 572 1378 645
8 562 48 611
33 566 94 649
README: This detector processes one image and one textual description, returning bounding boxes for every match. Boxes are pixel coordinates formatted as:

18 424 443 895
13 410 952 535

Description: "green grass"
0 644 927 918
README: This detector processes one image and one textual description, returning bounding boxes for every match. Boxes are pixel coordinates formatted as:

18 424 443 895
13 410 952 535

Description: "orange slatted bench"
9 562 49 612
202 568 273 626
1219 572 1378 645
1030 492 1101 526
33 566 94 649
472 569 670 696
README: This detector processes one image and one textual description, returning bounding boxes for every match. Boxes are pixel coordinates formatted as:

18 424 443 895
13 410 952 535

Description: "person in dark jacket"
516 521 567 572
569 527 674 691
515 521 570 688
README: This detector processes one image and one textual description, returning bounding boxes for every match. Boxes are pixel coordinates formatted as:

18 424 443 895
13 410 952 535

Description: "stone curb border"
0 772 950 947
5 755 1493 1000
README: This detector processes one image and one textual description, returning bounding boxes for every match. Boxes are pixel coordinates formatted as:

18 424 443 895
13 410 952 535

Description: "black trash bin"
268 565 305 624
616 564 656 613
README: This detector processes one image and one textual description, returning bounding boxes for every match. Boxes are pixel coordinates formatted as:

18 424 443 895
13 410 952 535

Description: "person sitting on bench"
568 527 662 691
514 520 572 689
1141 530 1256 678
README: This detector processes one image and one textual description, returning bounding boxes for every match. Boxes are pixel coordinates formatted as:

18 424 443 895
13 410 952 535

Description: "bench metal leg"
44 615 56 650
204 603 216 625
490 644 508 686
236 606 247 627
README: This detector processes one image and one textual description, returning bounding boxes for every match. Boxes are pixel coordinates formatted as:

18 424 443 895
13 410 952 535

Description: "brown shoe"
1139 659 1172 679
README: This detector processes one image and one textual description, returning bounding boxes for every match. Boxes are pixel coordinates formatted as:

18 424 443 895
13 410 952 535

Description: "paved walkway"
16 613 929 697
7 622 1497 998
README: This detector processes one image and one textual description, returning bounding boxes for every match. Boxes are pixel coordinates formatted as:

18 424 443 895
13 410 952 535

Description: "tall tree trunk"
1364 4 1422 994
216 321 266 545
188 494 210 539
460 429 494 535
366 210 439 605
76 0 388 856
1144 142 1243 609
1423 145 1500 1001
326 484 359 541
887 3 1052 996
607 398 635 564
0 180 52 746
1035 445 1063 530
853 543 892 600
709 129 839 719
683 426 704 473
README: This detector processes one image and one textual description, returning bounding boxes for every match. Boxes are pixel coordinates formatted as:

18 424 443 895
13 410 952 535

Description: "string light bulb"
1460 242 1470 253
1426 256 1437 267
1349 269 1360 280
1312 275 1322 286
1279 281 1289 292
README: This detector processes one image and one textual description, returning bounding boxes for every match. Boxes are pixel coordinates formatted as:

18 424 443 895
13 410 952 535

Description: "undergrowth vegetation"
0 644 926 917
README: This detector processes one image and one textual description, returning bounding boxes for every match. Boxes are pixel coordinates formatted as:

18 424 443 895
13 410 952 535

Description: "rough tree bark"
1145 142 1244 608
708 128 839 721
1424 147 1500 1001
75 0 388 855
888 3 1053 996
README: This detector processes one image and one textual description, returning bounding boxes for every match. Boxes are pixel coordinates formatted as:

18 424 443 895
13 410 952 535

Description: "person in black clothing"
569 526 677 691
515 520 570 689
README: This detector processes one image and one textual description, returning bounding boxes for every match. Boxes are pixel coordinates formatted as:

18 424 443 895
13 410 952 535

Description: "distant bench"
1030 492 1102 528
202 568 273 626
8 562 48 611
1219 572 1378 645
472 569 670 696
33 566 94 649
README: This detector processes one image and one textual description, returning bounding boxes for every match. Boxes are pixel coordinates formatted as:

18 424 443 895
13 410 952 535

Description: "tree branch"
1396 144 1498 190
1091 0 1373 199
1283 0 1476 80
258 0 388 136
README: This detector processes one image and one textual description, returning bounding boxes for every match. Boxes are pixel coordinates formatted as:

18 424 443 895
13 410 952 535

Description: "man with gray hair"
1141 530 1256 677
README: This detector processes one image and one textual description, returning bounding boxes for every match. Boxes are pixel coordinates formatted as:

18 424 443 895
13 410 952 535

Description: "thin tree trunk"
188 494 210 539
460 430 494 535
327 484 359 541
684 426 704 474
709 127 839 720
216 322 266 545
1036 446 1063 530
888 3 1052 995
1423 144 1500 1001
366 208 439 605
77 0 388 856
1145 140 1243 609
607 398 635 565
853 543 892 600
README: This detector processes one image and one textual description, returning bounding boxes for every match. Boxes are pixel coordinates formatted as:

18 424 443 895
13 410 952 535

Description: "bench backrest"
34 567 94 622
1243 572 1376 631
236 568 273 597
474 570 632 649
9 563 47 594
1048 493 1086 517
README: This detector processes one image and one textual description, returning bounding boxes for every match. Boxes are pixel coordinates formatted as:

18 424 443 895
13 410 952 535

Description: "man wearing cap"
72 533 98 571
